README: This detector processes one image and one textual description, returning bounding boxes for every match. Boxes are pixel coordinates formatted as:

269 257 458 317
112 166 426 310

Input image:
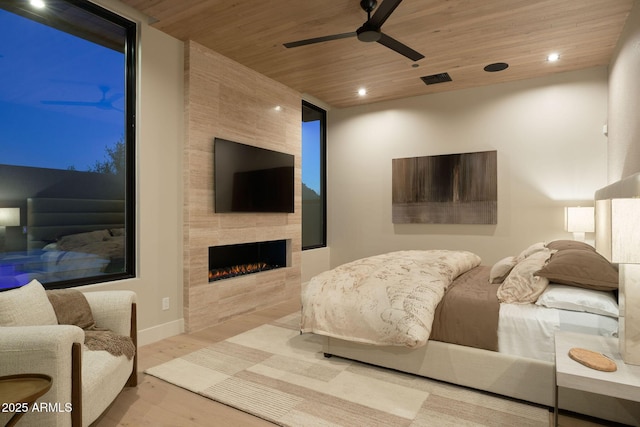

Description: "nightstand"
554 331 640 426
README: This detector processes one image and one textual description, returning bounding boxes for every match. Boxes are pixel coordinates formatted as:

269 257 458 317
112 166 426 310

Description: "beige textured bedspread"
301 250 482 348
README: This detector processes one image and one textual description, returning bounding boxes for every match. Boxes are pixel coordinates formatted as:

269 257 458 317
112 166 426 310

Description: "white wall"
326 67 609 267
608 1 640 181
301 247 330 283
83 0 185 345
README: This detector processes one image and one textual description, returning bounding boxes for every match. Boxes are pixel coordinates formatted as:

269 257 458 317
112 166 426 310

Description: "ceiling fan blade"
41 99 122 112
377 32 424 61
283 32 356 48
42 100 99 107
106 93 124 103
368 0 403 28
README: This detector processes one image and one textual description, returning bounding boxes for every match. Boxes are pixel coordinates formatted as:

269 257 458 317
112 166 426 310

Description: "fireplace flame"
209 262 274 282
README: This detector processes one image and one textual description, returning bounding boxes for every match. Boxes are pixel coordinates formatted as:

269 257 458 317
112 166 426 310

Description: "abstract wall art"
392 150 497 224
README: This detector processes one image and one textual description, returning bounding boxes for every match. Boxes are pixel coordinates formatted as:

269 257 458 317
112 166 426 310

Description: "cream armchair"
0 282 137 427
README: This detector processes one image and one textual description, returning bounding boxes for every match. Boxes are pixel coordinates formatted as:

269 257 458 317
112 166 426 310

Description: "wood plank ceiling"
119 0 633 108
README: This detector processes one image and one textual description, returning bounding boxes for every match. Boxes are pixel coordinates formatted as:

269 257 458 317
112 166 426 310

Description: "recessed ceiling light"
274 105 282 111
547 53 560 62
30 0 46 8
357 88 367 96
483 62 509 72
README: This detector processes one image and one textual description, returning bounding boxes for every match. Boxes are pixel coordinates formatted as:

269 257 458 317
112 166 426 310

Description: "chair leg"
71 342 82 427
126 303 138 387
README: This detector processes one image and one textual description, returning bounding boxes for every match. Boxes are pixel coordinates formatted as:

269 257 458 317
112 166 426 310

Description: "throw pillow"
489 256 518 284
0 279 58 326
498 249 553 304
47 288 95 329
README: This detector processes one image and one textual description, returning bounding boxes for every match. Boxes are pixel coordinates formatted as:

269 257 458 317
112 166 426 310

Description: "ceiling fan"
283 0 424 62
41 85 123 112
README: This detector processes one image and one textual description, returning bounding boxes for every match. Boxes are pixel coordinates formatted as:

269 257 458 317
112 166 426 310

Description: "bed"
0 198 126 287
302 194 640 424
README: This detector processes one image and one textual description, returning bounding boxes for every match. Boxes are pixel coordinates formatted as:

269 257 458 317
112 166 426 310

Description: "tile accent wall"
183 41 302 332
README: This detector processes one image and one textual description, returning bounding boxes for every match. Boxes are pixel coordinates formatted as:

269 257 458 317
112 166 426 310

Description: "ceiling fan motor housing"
357 24 382 42
358 0 382 42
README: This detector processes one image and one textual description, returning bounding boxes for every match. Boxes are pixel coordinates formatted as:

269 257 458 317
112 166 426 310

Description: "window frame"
0 0 137 289
301 100 327 250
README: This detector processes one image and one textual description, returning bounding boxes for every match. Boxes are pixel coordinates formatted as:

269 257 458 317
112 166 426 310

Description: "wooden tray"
568 347 617 372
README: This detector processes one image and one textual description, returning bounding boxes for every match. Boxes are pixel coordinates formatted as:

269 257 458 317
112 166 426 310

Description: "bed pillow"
546 240 595 252
489 256 518 284
109 228 125 236
57 229 110 251
516 242 547 261
497 249 553 304
536 284 619 318
534 249 618 291
0 279 58 326
42 242 58 251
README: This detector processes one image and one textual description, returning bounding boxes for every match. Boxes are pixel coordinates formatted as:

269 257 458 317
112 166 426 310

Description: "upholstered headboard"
594 172 640 261
595 172 640 200
27 198 125 250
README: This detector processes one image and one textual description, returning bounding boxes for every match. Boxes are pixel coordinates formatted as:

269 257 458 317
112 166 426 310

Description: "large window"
302 101 326 249
0 1 136 290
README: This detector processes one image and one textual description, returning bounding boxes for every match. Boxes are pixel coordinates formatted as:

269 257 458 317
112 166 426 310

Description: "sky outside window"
0 8 124 171
302 120 321 194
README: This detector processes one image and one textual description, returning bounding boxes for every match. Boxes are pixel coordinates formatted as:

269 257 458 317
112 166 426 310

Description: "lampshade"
596 198 640 264
0 207 20 226
564 206 595 233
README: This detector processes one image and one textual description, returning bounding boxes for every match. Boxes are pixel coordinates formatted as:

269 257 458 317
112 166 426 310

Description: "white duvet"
301 250 482 348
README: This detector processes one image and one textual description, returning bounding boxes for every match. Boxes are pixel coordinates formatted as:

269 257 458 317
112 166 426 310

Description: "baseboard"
138 318 184 346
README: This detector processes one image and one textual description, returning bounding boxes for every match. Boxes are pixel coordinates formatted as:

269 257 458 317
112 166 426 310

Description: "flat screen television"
214 138 295 213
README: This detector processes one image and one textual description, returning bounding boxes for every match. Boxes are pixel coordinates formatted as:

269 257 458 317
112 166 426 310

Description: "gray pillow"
57 229 110 251
535 249 618 291
546 240 595 252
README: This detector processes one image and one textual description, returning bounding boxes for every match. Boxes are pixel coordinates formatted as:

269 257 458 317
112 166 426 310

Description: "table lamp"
0 208 20 251
565 206 595 242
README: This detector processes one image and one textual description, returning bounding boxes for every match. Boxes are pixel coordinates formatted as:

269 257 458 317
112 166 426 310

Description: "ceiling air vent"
421 72 452 85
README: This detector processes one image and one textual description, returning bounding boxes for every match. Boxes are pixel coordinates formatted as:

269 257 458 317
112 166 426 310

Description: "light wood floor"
95 297 617 427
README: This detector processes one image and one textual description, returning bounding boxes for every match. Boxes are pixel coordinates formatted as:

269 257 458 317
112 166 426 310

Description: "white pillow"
42 242 58 251
536 284 619 318
0 279 58 326
489 256 517 284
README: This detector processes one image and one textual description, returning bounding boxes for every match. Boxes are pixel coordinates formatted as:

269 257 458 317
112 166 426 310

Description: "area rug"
145 313 549 426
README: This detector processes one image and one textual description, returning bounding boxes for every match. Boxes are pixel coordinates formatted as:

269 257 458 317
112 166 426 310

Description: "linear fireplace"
209 239 288 282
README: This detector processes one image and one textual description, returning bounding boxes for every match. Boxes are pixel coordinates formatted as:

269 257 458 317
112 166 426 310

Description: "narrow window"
302 101 326 249
0 1 136 290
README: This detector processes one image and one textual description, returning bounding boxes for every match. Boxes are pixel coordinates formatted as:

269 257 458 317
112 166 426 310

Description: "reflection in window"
0 1 136 290
302 101 326 249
